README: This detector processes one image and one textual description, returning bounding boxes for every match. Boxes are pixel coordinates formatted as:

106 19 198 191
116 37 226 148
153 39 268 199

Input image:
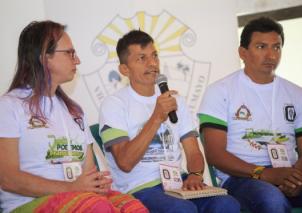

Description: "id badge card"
267 144 291 168
63 162 82 182
159 163 183 190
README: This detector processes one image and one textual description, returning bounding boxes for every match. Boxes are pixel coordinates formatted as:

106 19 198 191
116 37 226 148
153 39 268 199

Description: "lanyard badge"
159 163 183 190
63 162 82 182
267 144 291 168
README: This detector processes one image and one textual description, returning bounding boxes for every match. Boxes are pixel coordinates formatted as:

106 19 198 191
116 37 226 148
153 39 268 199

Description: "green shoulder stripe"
100 128 128 144
295 127 302 137
198 113 227 127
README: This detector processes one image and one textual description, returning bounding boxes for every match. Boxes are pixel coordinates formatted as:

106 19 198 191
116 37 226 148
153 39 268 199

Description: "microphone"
155 74 178 123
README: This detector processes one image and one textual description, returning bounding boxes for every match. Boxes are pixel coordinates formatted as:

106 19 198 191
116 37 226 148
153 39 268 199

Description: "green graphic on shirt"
143 123 175 162
242 128 289 146
46 135 84 163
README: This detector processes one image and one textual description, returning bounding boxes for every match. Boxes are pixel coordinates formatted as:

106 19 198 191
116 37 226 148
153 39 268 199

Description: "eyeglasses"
54 48 77 60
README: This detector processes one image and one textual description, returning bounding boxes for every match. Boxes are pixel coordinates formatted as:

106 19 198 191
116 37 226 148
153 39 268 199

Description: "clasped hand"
72 167 112 195
279 167 302 197
262 167 302 197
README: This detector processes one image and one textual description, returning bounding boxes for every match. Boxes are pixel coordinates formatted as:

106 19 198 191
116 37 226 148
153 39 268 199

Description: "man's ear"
119 64 129 77
238 46 246 61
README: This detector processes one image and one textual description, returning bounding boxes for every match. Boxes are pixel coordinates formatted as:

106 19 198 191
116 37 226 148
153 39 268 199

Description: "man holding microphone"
98 30 239 213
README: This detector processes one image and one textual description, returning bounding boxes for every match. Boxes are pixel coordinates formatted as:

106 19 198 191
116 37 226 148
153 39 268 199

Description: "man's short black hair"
240 17 284 49
116 30 154 64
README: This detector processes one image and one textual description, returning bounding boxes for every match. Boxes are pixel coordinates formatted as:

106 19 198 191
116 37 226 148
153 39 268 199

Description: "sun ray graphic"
91 10 192 62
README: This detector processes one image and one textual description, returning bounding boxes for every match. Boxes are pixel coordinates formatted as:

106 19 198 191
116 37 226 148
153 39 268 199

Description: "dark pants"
223 176 302 213
133 183 240 213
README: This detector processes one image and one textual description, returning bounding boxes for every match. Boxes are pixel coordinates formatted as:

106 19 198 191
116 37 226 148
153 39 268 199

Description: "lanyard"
144 101 170 162
56 97 73 158
271 78 277 136
158 124 169 161
242 73 278 136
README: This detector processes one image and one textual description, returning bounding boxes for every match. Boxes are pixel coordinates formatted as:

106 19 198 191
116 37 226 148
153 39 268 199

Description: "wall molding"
238 5 302 27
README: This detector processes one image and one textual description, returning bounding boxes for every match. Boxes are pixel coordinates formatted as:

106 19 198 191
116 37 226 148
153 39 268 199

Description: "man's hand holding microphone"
152 74 178 124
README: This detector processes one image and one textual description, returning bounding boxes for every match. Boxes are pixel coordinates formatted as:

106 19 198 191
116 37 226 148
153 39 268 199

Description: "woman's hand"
71 167 113 195
96 170 113 195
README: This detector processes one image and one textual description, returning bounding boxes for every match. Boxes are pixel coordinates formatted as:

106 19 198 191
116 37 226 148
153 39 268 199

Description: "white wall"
277 17 302 86
43 0 240 124
0 0 240 123
0 0 45 95
1 1 301 106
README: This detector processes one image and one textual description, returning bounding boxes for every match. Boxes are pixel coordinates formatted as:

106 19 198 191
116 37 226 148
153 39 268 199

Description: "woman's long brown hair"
8 20 83 120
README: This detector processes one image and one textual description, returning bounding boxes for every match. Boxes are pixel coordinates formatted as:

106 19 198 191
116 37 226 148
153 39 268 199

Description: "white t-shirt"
0 88 93 212
198 70 302 184
99 86 198 193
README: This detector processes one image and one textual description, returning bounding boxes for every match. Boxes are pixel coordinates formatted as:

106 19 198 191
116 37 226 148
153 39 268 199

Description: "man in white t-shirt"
198 17 302 212
99 30 240 213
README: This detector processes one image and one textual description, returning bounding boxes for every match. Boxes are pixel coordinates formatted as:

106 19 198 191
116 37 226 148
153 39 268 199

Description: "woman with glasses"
0 20 147 213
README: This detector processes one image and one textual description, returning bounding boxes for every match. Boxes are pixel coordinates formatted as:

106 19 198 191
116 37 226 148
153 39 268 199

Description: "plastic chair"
89 123 105 171
90 123 103 152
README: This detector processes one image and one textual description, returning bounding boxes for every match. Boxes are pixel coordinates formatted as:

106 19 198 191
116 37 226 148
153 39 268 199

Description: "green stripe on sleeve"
198 113 227 127
295 127 302 137
100 128 128 143
295 128 302 134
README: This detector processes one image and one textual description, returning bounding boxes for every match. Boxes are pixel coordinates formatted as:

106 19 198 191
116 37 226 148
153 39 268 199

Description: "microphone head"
155 74 167 85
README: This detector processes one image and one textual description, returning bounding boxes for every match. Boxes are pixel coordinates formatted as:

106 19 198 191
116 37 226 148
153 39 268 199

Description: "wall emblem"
82 10 211 115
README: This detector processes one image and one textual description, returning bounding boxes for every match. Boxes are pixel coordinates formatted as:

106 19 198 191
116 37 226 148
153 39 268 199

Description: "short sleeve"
176 96 198 139
293 88 302 138
99 96 129 131
98 95 129 150
197 83 228 131
0 95 22 138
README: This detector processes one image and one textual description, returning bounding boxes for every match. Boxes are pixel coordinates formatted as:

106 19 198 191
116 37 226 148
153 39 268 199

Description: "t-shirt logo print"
233 104 252 121
284 105 296 122
28 116 48 129
142 123 174 162
46 135 84 164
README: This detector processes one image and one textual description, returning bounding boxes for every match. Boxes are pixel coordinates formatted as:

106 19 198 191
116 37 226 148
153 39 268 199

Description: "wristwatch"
251 166 265 179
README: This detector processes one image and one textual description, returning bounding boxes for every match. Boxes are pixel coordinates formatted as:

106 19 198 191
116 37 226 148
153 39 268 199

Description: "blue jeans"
133 183 240 213
222 176 302 213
